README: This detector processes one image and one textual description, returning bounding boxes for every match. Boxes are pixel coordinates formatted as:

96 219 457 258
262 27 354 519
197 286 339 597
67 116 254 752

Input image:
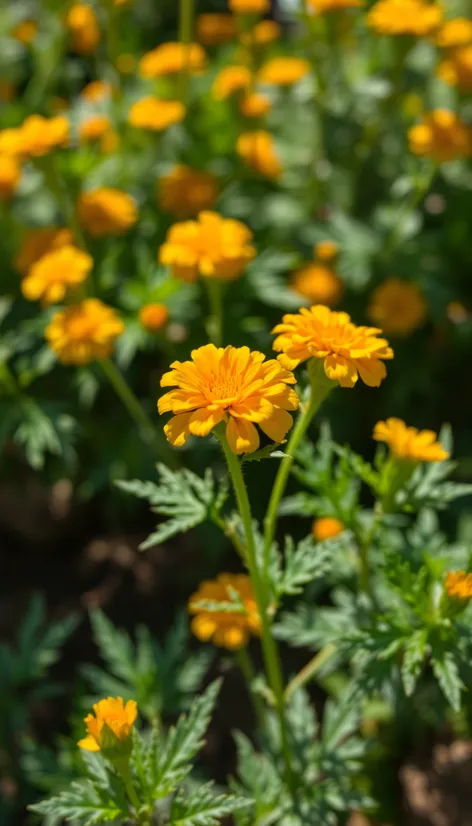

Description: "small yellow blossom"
66 3 100 54
373 418 449 462
368 279 427 336
79 115 112 144
196 13 237 45
21 246 93 305
212 66 252 100
139 303 169 332
115 53 137 74
408 110 471 163
292 264 343 307
236 131 282 179
158 343 299 453
437 46 472 93
312 517 345 541
309 0 363 10
140 42 207 78
435 18 472 49
258 57 311 86
11 19 38 45
15 228 75 275
78 698 137 753
239 93 272 118
241 19 282 45
0 155 21 200
367 0 443 36
315 240 338 261
46 299 124 365
445 571 472 601
1 115 69 158
272 305 393 387
158 165 218 218
80 80 114 102
159 211 255 283
128 98 185 131
229 0 270 14
77 188 138 237
188 574 261 649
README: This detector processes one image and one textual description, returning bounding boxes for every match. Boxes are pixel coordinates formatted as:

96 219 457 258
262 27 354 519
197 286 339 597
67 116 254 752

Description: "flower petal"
188 407 224 436
226 417 260 454
259 408 293 443
78 735 100 751
163 412 192 446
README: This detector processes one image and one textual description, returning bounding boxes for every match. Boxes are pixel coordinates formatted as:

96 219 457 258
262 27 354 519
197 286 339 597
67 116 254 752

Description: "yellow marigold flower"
159 211 255 283
292 264 343 307
115 53 137 74
373 418 449 462
244 19 282 45
408 110 471 163
239 92 272 118
308 0 363 10
78 697 137 753
212 66 252 100
78 115 112 144
196 13 237 45
139 42 207 78
367 0 443 36
77 188 138 237
128 97 185 131
229 0 270 14
258 57 311 86
368 278 427 337
46 299 124 365
312 517 345 541
158 165 218 218
435 18 472 49
158 343 299 453
66 3 100 55
236 130 282 179
437 46 472 93
80 80 114 102
0 155 21 201
272 305 393 387
315 240 338 262
11 19 38 45
0 81 16 103
188 574 260 649
21 245 92 305
139 303 169 332
15 228 74 275
5 115 69 158
0 128 23 156
445 571 472 601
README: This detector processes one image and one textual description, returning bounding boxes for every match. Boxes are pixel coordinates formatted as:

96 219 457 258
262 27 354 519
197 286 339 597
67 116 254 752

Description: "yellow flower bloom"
437 46 472 93
308 0 363 10
159 211 255 283
236 130 282 179
188 574 261 649
315 240 338 261
21 245 93 305
212 66 252 100
292 264 343 307
78 697 137 753
408 110 471 163
80 80 114 102
368 278 427 336
312 517 345 541
11 19 38 45
139 303 169 332
272 305 393 387
78 114 112 145
367 0 443 36
239 92 272 118
158 343 299 454
258 57 311 86
128 98 185 131
46 299 124 365
66 3 100 54
373 418 449 462
140 42 207 78
115 53 137 74
229 0 270 14
241 19 282 45
435 18 472 49
15 228 74 274
196 13 237 45
445 571 472 601
77 188 138 237
2 115 69 158
0 155 21 201
158 165 218 218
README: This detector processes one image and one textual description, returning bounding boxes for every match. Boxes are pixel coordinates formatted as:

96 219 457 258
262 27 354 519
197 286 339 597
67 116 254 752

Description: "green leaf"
277 535 334 596
170 782 250 826
401 629 429 696
29 779 123 826
431 649 463 711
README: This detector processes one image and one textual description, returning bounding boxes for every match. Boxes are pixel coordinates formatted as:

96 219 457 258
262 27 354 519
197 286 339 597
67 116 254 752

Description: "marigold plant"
21 246 93 305
158 165 219 217
368 278 427 336
188 574 261 648
45 299 124 365
78 697 137 753
77 188 138 236
373 418 449 462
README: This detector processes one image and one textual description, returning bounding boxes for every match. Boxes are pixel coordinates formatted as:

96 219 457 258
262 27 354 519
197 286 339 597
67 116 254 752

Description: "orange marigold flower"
437 46 472 93
11 19 38 45
408 110 471 163
445 571 472 601
128 97 185 131
312 517 345 541
115 53 137 74
78 115 112 143
196 13 237 45
367 0 443 36
15 228 74 274
292 264 343 307
139 303 169 332
236 130 282 179
77 188 138 237
0 155 21 201
309 0 363 10
272 305 393 387
159 211 255 283
78 697 137 753
66 3 100 54
258 57 311 86
239 92 272 118
212 66 252 100
158 165 218 218
435 18 472 49
4 115 69 158
188 574 261 649
139 42 207 78
242 19 282 45
159 343 299 453
21 245 93 305
229 0 270 14
46 299 124 365
368 278 427 337
373 418 449 462
315 240 338 261
80 80 114 102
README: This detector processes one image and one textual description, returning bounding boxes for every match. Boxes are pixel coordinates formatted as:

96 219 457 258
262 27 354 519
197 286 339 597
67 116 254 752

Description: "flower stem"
205 280 224 347
100 358 158 446
284 643 337 702
236 647 266 734
178 0 195 104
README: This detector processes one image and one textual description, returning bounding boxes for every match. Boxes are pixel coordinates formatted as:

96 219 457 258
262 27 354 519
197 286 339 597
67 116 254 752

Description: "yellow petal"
226 417 260 454
188 407 224 437
163 412 192 446
259 408 293 443
78 735 100 751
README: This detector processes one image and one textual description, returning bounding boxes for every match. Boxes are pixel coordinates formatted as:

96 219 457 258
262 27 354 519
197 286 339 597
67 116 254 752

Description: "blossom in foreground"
258 57 311 86
437 46 472 93
77 188 138 236
15 228 74 274
236 131 282 179
272 305 393 387
368 278 427 336
46 299 124 365
367 0 443 36
229 0 270 13
21 246 93 305
159 211 255 283
373 418 449 462
158 343 299 454
188 574 261 649
0 155 21 200
239 93 272 118
11 19 38 45
212 66 252 100
435 18 472 49
292 263 343 307
445 571 472 601
158 165 218 218
139 42 207 78
408 110 471 162
196 13 237 45
0 115 69 158
139 303 169 332
308 0 363 10
66 3 100 55
78 698 137 753
128 97 185 131
312 517 345 542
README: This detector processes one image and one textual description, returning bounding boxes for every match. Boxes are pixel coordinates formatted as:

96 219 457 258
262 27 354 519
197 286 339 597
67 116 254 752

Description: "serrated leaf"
277 535 334 596
432 650 463 711
170 782 250 826
401 629 428 696
29 779 123 826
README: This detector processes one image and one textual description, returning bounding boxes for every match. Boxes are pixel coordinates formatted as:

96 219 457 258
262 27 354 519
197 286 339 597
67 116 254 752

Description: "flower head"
408 110 471 162
239 93 272 118
292 264 343 307
15 228 74 274
367 0 443 36
21 246 93 305
159 211 255 283
308 0 363 10
128 97 185 131
158 165 218 217
79 115 112 144
373 418 449 462
0 155 21 200
46 299 124 365
12 19 38 45
236 131 282 179
158 343 299 454
242 19 282 45
212 66 252 100
140 42 206 78
188 574 260 649
66 3 100 54
368 278 427 336
272 305 393 387
196 13 237 45
229 0 270 14
78 697 137 754
258 57 311 85
315 240 338 261
437 46 472 93
312 517 345 541
80 80 114 102
77 188 138 236
3 115 69 158
445 571 472 601
435 18 472 49
139 303 169 332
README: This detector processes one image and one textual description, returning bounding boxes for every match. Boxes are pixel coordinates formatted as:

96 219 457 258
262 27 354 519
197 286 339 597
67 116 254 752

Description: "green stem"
285 643 337 702
354 501 383 599
178 0 195 104
236 647 266 734
37 157 87 250
114 759 142 815
100 358 158 446
204 279 224 347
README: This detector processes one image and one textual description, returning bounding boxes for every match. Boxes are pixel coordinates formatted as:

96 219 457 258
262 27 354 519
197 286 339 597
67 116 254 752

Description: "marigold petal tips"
373 418 449 462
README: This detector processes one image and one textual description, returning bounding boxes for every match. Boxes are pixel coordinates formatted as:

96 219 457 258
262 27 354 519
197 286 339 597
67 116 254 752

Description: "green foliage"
169 783 249 826
30 778 124 826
